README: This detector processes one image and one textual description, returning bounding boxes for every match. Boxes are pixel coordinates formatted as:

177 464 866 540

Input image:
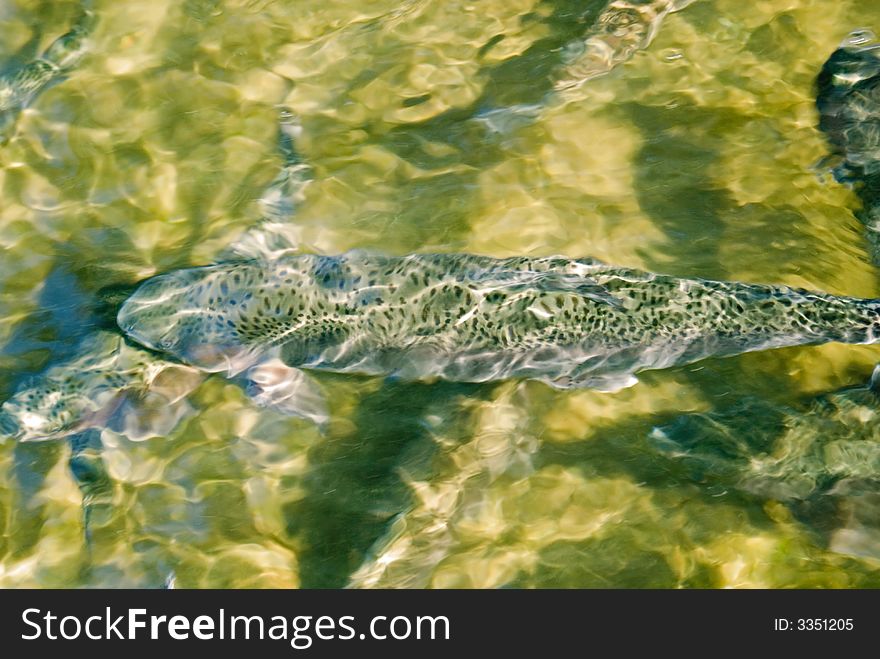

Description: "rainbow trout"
116 250 880 422
0 332 202 442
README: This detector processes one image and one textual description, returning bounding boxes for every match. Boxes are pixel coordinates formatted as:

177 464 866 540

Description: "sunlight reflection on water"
2 0 880 587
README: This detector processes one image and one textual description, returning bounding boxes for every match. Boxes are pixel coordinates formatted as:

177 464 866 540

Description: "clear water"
2 0 880 587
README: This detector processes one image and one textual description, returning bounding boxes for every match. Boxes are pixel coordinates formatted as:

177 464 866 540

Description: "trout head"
0 333 133 441
118 263 262 374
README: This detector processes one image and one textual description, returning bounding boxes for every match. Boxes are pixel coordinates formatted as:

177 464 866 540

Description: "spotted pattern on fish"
0 332 200 442
0 0 707 438
118 251 880 391
0 6 96 142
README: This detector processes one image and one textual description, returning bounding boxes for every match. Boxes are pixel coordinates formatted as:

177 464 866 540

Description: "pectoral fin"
109 391 196 442
243 359 329 426
106 363 204 441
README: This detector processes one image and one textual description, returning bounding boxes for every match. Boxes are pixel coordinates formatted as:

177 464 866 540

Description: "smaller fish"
116 250 880 424
554 0 697 91
816 29 880 262
472 0 699 136
0 5 96 142
0 105 306 442
0 331 202 442
651 378 880 503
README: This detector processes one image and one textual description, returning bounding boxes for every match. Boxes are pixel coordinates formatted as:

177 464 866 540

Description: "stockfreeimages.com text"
21 608 450 648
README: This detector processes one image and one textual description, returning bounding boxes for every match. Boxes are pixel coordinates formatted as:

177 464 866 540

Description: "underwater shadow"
283 377 491 588
536 374 880 576
621 101 750 279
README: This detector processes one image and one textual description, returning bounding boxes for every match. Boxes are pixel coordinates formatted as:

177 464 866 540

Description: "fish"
816 29 880 263
0 4 96 143
392 0 700 158
117 249 880 423
0 101 311 443
0 331 202 442
0 0 703 440
350 363 880 589
554 0 697 91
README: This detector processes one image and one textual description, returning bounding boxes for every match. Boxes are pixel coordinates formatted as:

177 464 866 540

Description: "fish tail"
41 3 98 71
0 409 19 440
258 107 314 222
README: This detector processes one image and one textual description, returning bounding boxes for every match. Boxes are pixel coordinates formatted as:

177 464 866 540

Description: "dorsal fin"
220 219 312 261
220 106 315 261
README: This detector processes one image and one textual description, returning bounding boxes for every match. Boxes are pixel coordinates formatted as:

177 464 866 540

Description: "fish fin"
146 363 204 403
220 106 316 261
243 359 329 426
870 364 880 393
477 270 622 308
220 221 306 261
109 391 195 442
66 428 114 553
530 272 623 307
105 362 203 441
545 371 639 392
470 103 543 137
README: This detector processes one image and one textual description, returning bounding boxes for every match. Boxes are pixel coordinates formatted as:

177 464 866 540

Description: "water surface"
2 0 880 587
